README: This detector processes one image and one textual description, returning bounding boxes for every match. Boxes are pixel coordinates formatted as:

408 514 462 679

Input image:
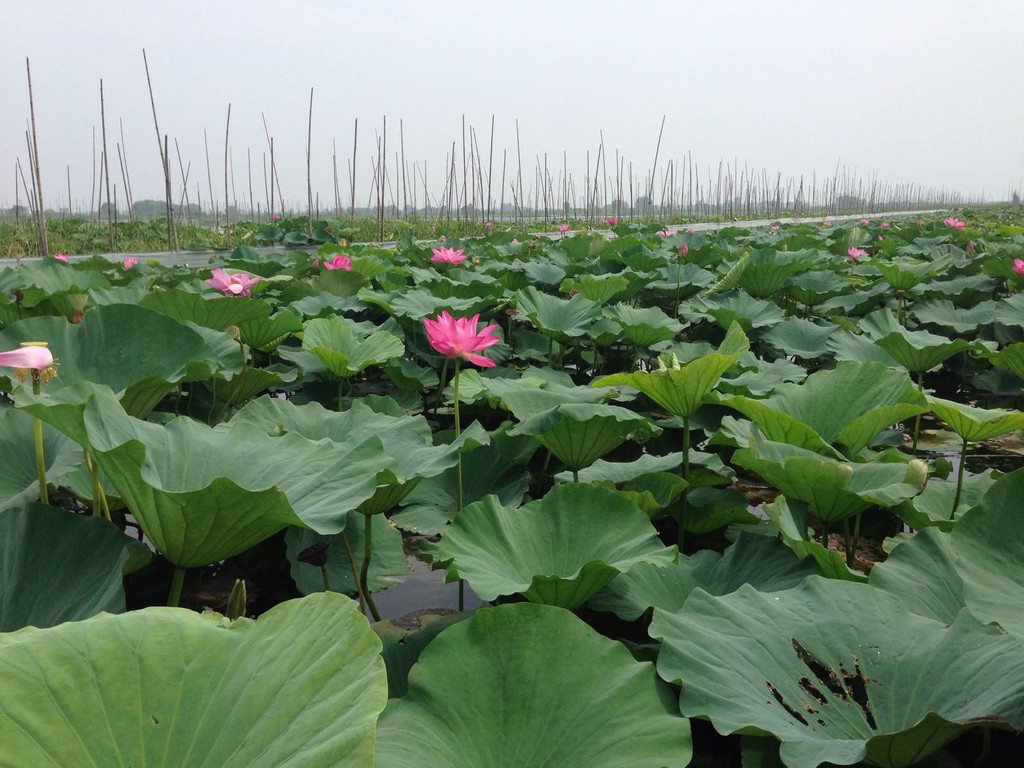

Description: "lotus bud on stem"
225 578 247 620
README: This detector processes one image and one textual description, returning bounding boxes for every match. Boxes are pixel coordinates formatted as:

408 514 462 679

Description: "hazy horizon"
3 0 1022 215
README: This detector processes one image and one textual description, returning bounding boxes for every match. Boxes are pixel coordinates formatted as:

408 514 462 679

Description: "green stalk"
360 513 382 622
32 376 47 505
911 371 924 455
678 413 691 551
85 452 110 521
453 358 466 611
952 436 969 519
434 358 449 416
340 530 366 615
167 566 186 607
320 565 331 593
843 518 855 566
572 468 579 483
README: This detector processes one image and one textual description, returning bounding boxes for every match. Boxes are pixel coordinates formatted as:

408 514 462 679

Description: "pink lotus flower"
1013 259 1024 276
431 246 467 265
485 221 494 229
686 228 695 234
769 225 780 232
601 216 617 226
53 253 69 263
557 224 570 233
944 217 966 231
0 344 56 384
511 239 519 244
123 257 139 270
323 253 352 271
658 229 677 237
205 268 262 297
272 215 281 222
423 311 500 368
861 218 870 225
882 221 891 228
678 243 690 257
847 247 868 263
821 221 832 228
966 241 975 254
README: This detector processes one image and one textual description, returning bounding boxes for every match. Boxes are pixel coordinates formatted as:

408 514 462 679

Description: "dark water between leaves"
373 548 485 621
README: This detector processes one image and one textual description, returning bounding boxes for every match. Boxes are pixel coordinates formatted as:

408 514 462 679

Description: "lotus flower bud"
225 578 247 620
225 325 241 342
904 459 929 491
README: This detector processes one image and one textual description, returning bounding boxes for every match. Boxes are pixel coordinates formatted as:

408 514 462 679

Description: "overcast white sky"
2 0 1022 213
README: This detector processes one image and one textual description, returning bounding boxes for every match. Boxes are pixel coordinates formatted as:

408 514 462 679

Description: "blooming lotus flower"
423 311 500 368
822 221 832 228
123 257 139 270
53 252 69 263
205 268 262 297
431 246 467 265
769 225 780 232
658 229 677 237
323 253 352 271
485 221 494 229
600 216 617 226
944 217 966 231
272 214 281 222
557 224 570 233
1013 258 1024 276
861 218 870 225
882 221 891 228
686 228 695 234
511 239 519 244
0 344 57 384
848 247 868 263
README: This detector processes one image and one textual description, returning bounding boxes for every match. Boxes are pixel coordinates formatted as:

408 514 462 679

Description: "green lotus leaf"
604 303 684 346
874 256 953 290
684 291 785 331
359 287 491 321
738 248 815 298
766 496 868 581
717 362 927 456
869 528 963 624
285 513 411 596
0 593 386 767
560 273 630 303
19 384 407 566
616 471 690 516
0 406 82 511
237 308 303 351
894 470 999 530
513 287 601 341
0 503 128 631
651 579 1024 768
594 322 748 418
718 357 807 397
873 328 974 374
927 396 1024 442
827 329 905 370
375 603 691 768
0 260 108 304
0 304 223 417
373 610 468 698
392 424 536 535
508 402 661 471
309 266 372 297
646 262 716 300
139 288 272 330
590 532 816 620
301 316 405 379
994 292 1024 329
459 368 609 419
988 341 1024 381
734 432 924 524
786 270 849 307
559 451 684 484
910 299 996 334
761 318 838 359
915 274 999 306
438 483 676 609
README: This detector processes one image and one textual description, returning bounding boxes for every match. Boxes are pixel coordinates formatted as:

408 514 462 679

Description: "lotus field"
4 211 1024 767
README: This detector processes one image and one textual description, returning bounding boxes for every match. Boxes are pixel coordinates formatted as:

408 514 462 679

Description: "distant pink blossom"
881 221 891 228
678 243 690 257
511 239 519 244
557 224 570 233
821 221 832 228
205 268 262 297
966 241 975 254
658 229 677 237
484 221 494 229
861 218 870 225
431 246 467 265
847 247 868 263
769 225 780 232
323 253 352 271
123 257 139 270
686 228 695 234
601 216 617 226
272 215 281 222
1013 259 1024 276
944 217 966 231
53 252 69 263
422 310 500 368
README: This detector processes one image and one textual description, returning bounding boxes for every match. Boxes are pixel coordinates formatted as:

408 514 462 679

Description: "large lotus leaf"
646 262 716 299
0 304 221 416
375 603 691 768
738 248 814 298
0 593 387 767
0 261 108 303
561 273 631 303
0 503 128 631
309 266 372 297
0 406 82 511
508 402 660 471
910 299 996 334
457 369 608 419
734 434 924 524
869 528 963 624
140 288 272 330
894 470 999 530
915 274 999 306
761 318 838 359
873 329 974 374
988 341 1024 381
19 384 405 566
513 287 601 340
285 513 411 596
373 610 469 698
718 362 927 456
238 308 303 351
994 292 1024 329
826 330 905 370
927 395 1024 442
604 303 684 346
392 424 536 535
684 292 785 331
589 532 817 620
359 287 491 321
651 578 1024 768
786 270 850 307
594 322 748 417
875 256 953 290
563 451 684 484
765 496 867 581
438 483 676 609
719 357 807 397
301 317 404 379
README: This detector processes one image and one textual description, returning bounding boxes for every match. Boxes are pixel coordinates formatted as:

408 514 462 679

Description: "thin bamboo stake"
99 79 115 251
25 59 48 256
306 88 313 237
224 103 232 246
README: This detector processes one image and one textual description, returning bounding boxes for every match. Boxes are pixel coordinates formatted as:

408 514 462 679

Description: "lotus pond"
2 211 1024 767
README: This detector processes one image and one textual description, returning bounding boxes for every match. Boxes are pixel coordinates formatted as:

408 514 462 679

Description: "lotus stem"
167 566 185 607
320 564 331 592
339 529 366 615
911 371 925 455
678 413 691 551
85 452 110 521
975 726 991 768
434 357 449 416
32 375 47 505
952 436 968 519
453 358 466 612
360 513 382 622
572 469 579 483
